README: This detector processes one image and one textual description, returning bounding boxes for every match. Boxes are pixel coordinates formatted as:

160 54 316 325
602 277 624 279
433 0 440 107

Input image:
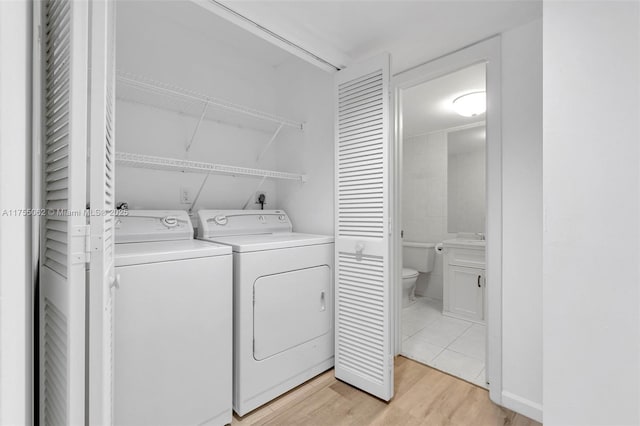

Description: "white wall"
403 132 448 244
448 148 486 234
543 2 640 425
0 1 32 424
115 100 281 212
500 18 543 421
402 131 451 299
116 2 283 214
115 1 334 237
402 127 486 300
274 60 335 236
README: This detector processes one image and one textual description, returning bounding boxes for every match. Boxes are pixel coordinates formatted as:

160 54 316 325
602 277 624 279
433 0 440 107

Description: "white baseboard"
501 391 543 423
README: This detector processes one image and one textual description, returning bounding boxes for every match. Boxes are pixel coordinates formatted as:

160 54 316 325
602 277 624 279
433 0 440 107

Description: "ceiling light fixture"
452 91 486 117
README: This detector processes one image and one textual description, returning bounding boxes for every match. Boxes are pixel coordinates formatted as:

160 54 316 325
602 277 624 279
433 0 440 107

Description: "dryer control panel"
197 210 292 238
115 210 193 243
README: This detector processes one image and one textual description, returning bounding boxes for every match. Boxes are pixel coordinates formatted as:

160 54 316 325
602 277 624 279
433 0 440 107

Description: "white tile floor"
401 296 487 389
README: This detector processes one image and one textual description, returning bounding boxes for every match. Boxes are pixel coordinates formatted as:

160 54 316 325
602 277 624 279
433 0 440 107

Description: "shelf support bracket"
189 173 211 214
242 176 267 210
256 122 284 163
185 102 209 152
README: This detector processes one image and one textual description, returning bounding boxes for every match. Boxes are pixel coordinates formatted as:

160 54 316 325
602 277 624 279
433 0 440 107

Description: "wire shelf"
116 71 304 131
116 152 307 182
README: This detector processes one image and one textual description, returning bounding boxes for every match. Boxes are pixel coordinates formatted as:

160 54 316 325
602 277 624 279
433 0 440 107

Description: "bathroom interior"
400 63 488 387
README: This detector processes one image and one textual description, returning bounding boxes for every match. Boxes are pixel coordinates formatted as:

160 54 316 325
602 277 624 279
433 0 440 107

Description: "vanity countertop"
442 238 486 249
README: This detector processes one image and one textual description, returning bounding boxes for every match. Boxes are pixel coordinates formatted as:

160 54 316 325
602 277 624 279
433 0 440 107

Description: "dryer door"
253 266 331 361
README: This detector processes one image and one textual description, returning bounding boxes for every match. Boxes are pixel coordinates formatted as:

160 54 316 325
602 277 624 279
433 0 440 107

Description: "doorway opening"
398 63 487 387
392 37 502 402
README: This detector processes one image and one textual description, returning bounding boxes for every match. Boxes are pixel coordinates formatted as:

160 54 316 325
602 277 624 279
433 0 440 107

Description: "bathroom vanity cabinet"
442 242 486 323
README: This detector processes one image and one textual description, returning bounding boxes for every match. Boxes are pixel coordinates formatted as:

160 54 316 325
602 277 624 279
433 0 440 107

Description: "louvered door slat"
46 179 69 194
46 29 71 63
45 157 69 173
339 79 384 101
339 182 383 190
45 145 69 162
339 161 385 172
339 130 384 145
39 0 89 425
45 81 70 109
47 67 71 94
45 123 69 143
334 54 393 401
340 146 384 158
44 222 66 238
339 71 382 91
340 102 384 121
46 136 69 155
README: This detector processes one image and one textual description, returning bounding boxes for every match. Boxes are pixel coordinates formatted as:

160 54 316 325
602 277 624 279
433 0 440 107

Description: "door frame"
391 36 503 404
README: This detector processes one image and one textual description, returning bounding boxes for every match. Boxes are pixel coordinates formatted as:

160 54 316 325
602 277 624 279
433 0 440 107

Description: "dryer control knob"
258 215 266 223
278 215 286 221
214 215 228 226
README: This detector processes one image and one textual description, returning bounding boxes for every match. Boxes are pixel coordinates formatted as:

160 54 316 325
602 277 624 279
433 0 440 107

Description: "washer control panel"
115 210 193 243
197 210 292 238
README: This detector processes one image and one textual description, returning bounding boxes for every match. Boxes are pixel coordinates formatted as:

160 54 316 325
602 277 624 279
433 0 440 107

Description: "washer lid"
115 239 230 266
200 232 334 253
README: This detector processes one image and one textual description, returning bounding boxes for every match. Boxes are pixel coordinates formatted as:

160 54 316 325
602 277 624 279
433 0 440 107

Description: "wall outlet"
180 187 192 204
255 191 267 205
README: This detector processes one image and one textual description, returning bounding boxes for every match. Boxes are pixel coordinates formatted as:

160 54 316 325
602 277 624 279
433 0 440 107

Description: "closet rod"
116 72 304 130
116 152 307 182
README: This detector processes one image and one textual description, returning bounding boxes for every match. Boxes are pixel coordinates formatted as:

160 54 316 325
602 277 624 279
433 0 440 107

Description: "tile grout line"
441 345 486 363
445 323 487 362
444 320 475 349
426 345 447 364
401 296 486 387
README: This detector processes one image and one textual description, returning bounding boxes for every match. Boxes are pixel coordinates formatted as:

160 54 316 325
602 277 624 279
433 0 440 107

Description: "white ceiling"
118 1 295 68
217 0 542 73
402 62 486 137
118 1 532 137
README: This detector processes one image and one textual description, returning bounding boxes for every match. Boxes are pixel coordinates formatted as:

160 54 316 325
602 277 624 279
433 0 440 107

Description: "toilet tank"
403 242 436 273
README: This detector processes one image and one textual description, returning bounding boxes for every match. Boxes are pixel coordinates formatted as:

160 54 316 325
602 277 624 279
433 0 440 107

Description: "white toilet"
402 242 436 308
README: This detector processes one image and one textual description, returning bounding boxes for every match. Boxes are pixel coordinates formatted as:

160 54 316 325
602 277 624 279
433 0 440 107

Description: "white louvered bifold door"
39 0 90 425
87 0 116 424
334 54 394 401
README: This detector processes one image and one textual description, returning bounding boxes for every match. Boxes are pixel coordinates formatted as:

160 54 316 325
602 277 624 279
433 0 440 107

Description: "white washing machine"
196 210 335 416
114 210 232 426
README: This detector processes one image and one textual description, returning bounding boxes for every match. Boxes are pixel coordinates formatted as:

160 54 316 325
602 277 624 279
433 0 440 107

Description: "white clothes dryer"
197 210 335 416
114 210 232 426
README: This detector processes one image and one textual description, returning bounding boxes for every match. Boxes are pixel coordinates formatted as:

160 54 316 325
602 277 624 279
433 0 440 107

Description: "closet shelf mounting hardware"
185 102 209 152
116 152 308 182
116 71 304 131
257 122 284 163
188 173 211 214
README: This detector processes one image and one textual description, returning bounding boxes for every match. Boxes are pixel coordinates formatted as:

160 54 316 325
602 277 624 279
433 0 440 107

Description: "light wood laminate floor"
232 356 541 426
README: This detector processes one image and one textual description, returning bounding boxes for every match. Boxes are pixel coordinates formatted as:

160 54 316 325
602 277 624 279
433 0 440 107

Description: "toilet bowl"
402 267 419 308
402 242 436 308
